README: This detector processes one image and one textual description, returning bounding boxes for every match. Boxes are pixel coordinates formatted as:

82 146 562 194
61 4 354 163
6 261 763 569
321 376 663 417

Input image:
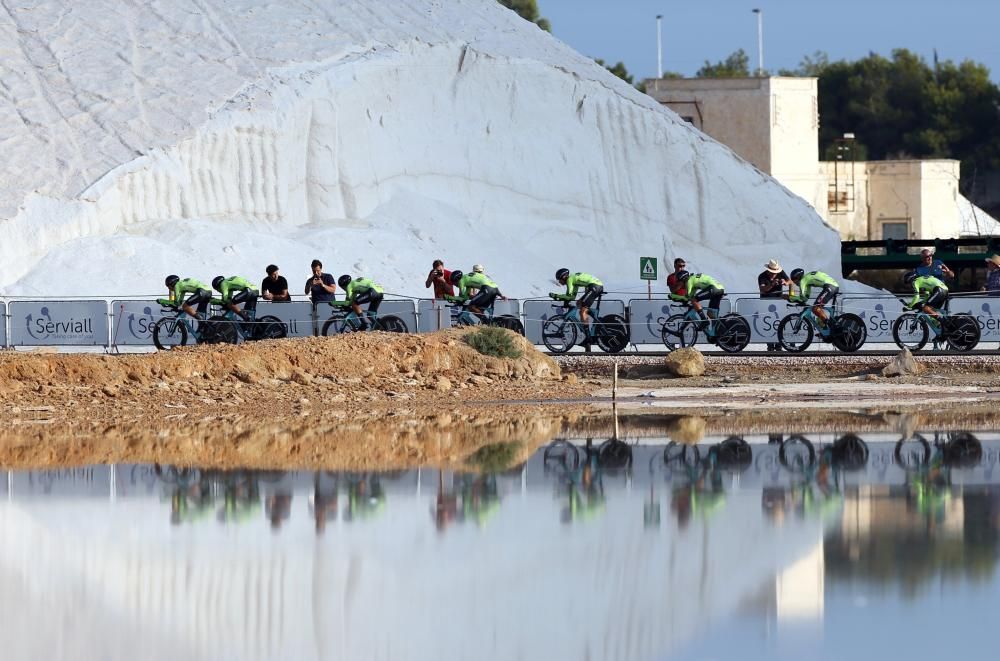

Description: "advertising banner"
257 302 316 338
110 300 161 345
418 300 453 332
947 297 1000 342
0 302 6 348
378 300 417 333
9 300 110 346
629 298 732 345
840 297 906 344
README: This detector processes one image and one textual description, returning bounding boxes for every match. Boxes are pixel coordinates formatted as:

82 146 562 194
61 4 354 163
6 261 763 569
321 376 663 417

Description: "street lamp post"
656 14 663 79
752 8 764 76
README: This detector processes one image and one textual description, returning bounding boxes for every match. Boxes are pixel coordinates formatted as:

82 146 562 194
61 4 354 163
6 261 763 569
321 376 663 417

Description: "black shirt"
758 270 788 298
305 273 337 303
261 275 290 301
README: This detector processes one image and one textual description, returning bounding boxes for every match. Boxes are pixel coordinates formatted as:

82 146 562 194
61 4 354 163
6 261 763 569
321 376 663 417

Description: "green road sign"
640 257 658 281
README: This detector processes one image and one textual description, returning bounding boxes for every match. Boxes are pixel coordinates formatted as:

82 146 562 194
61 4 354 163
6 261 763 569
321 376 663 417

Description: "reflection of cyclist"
456 474 501 527
265 491 293 531
677 272 725 324
216 473 262 524
787 269 839 332
446 269 504 315
333 275 384 330
212 275 259 321
550 268 603 344
903 271 948 321
160 275 212 321
344 475 386 522
168 483 214 525
560 457 605 524
311 474 339 534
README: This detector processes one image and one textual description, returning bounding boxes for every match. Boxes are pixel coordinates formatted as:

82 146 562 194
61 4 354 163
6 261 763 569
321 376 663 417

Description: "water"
3 431 1000 660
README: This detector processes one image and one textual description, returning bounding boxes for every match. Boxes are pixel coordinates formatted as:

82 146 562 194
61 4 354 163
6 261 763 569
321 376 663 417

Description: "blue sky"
539 0 1000 82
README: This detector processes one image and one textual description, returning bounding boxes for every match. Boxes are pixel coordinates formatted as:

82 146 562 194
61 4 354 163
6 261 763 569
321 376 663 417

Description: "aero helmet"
337 274 352 289
555 268 570 283
212 276 225 291
165 274 180 288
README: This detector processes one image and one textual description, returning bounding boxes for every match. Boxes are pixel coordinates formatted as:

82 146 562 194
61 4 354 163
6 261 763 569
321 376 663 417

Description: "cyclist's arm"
907 283 922 308
156 298 176 308
329 300 351 307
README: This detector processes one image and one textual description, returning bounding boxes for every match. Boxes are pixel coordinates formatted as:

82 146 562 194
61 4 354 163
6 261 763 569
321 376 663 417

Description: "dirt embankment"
0 329 588 424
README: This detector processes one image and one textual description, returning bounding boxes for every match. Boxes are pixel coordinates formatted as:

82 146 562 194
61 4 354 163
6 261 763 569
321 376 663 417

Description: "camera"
433 270 443 277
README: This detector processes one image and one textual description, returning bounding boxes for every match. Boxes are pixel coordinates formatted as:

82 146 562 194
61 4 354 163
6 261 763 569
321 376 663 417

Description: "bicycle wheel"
542 315 577 353
661 313 698 350
777 314 813 352
945 314 980 352
944 432 982 466
254 315 288 340
894 434 931 467
891 313 929 351
375 315 408 333
831 433 869 470
715 314 751 353
830 313 866 353
207 315 238 344
778 435 815 472
596 314 629 353
543 440 580 472
152 317 188 350
494 315 525 335
322 315 348 336
713 437 753 471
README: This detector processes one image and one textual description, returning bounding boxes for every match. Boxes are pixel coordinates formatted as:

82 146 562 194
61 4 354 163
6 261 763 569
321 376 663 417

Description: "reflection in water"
2 431 1000 660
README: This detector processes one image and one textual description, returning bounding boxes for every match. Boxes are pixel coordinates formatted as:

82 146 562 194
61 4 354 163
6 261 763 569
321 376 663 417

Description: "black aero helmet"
337 274 352 289
790 268 805 281
555 268 570 283
903 271 918 285
676 270 691 283
450 270 464 284
212 276 225 291
165 274 180 288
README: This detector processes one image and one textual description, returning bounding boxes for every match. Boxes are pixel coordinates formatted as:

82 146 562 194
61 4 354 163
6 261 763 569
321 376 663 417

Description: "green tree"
595 58 634 85
696 49 751 78
498 0 551 32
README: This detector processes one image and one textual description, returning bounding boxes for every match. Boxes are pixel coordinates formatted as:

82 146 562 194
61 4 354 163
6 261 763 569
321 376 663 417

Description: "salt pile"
0 0 841 298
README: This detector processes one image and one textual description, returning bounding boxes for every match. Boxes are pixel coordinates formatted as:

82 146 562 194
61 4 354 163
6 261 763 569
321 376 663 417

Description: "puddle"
3 429 1000 659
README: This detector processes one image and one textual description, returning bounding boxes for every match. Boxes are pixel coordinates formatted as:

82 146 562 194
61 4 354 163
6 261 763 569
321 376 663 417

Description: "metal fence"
1 292 998 349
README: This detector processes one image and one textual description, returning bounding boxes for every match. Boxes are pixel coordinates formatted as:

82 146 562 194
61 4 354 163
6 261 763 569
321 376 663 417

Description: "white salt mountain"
0 0 841 299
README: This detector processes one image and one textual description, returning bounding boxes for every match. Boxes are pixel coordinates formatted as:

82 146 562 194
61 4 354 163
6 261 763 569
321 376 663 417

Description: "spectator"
425 259 454 300
758 259 789 352
261 264 290 302
666 258 687 299
304 259 337 304
915 248 955 279
983 255 1000 295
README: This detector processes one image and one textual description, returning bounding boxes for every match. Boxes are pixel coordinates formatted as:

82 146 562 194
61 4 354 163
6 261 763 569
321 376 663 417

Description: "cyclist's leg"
577 285 602 336
183 290 211 320
231 290 257 321
812 286 837 328
468 286 497 315
923 288 946 319
350 294 369 329
694 288 722 335
366 291 383 321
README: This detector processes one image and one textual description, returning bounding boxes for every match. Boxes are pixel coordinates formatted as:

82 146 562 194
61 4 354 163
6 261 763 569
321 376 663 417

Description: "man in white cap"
758 259 789 351
982 254 1000 296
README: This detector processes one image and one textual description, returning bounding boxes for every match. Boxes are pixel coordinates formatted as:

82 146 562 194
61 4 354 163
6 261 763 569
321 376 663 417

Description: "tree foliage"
696 49 752 78
498 0 550 32
595 58 634 85
782 49 1000 188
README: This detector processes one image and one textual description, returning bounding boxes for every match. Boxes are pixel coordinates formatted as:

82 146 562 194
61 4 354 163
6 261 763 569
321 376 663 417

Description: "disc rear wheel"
945 314 980 352
716 314 751 353
830 313 866 352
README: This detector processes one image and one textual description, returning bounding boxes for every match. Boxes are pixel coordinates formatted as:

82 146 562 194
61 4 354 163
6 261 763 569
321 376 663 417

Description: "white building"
645 76 1000 241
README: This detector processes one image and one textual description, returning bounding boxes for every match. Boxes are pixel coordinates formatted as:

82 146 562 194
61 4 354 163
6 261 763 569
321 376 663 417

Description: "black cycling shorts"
354 289 383 313
577 284 603 310
814 285 839 306
468 285 499 310
184 289 211 315
231 289 258 312
694 287 724 311
924 287 947 310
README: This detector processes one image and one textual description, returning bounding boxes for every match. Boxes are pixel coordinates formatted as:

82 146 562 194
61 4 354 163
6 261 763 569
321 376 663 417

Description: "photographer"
425 259 454 300
304 259 337 304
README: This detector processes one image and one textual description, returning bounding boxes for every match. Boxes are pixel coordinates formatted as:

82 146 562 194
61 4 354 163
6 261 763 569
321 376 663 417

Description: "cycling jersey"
450 273 498 302
909 275 948 308
343 278 384 303
790 271 838 303
684 274 724 300
171 277 210 303
557 272 603 300
218 276 257 303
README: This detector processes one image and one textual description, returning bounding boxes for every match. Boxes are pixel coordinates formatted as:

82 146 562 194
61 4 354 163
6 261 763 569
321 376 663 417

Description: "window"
881 222 908 241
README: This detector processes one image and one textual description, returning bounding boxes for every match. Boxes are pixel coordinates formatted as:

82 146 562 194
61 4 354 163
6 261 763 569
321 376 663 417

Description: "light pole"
656 14 663 78
752 8 764 76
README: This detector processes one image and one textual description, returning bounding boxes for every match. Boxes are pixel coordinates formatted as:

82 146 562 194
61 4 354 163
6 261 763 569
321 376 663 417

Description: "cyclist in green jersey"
446 269 503 313
787 269 839 330
211 275 259 321
160 275 212 320
334 275 384 330
903 271 948 318
549 268 603 339
677 272 725 321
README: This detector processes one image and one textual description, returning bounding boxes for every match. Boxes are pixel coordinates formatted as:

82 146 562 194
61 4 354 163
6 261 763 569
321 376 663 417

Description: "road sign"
640 257 658 281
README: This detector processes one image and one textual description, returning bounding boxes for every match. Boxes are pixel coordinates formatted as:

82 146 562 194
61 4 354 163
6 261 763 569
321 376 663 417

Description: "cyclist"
787 269 839 333
446 269 503 314
334 275 384 330
677 271 725 326
549 268 603 343
903 270 948 319
211 275 259 321
160 275 211 321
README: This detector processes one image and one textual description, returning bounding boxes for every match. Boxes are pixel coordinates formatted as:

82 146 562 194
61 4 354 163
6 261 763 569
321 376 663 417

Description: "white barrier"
110 300 161 345
417 300 453 332
9 300 110 346
523 298 626 345
256 301 315 338
629 298 733 345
